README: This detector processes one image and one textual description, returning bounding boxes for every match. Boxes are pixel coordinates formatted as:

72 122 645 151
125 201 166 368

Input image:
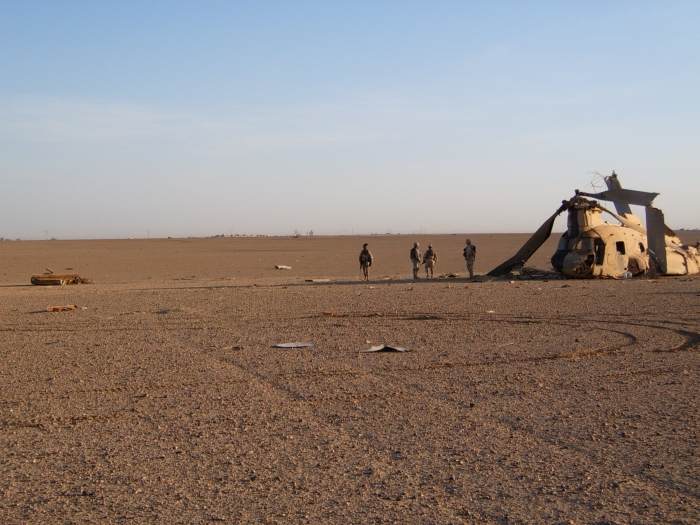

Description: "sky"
1 1 698 240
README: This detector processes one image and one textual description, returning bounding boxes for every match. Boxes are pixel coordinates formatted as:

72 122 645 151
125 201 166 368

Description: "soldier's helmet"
363 243 368 247
466 238 471 244
414 242 418 247
428 244 433 248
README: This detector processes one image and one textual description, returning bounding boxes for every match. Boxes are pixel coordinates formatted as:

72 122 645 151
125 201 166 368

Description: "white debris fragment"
361 344 408 353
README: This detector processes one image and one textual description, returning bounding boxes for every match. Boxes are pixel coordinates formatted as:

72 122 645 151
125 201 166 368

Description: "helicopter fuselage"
551 206 699 278
552 223 648 278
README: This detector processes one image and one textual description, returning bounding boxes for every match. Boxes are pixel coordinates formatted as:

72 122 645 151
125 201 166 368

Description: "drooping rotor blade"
595 204 647 236
604 173 632 216
577 188 659 207
487 201 569 277
592 201 678 239
646 206 668 274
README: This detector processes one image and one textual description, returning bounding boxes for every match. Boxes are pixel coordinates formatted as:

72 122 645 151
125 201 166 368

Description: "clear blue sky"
1 1 698 239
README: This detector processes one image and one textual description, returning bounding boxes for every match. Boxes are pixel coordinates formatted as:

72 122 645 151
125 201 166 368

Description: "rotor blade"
487 201 569 277
596 204 647 236
604 173 632 216
577 188 659 207
592 202 678 239
646 206 668 274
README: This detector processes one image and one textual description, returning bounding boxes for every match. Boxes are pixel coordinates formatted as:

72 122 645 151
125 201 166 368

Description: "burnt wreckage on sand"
489 172 700 279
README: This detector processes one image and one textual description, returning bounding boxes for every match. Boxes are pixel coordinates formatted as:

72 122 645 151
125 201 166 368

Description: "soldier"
463 238 476 279
423 244 438 278
359 243 373 281
410 242 422 279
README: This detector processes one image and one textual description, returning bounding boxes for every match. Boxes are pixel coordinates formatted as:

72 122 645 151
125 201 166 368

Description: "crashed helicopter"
488 172 700 279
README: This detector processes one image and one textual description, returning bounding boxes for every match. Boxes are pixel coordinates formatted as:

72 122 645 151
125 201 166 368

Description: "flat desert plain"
1 233 699 524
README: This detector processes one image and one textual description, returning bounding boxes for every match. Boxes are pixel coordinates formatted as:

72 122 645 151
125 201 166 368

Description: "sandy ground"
1 233 567 285
1 234 699 524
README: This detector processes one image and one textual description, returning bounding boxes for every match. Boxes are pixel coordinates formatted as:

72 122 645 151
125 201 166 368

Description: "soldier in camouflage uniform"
423 244 438 278
359 243 373 281
463 238 476 279
410 242 422 279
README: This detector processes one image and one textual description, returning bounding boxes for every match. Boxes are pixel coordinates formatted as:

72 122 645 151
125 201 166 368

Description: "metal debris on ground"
32 273 94 285
273 342 315 348
361 344 409 353
275 265 292 270
305 278 330 282
47 305 79 312
519 268 560 280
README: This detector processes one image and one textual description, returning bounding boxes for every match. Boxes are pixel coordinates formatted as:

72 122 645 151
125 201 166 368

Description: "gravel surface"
1 236 699 524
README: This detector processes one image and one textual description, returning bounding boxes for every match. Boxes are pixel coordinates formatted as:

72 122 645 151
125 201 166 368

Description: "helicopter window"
639 243 645 253
616 241 626 255
579 238 594 251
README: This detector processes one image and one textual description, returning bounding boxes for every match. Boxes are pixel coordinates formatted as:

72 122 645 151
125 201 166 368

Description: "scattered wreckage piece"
518 267 560 280
488 172 700 279
31 273 94 286
361 344 409 353
47 305 78 312
275 265 292 270
306 278 330 282
273 342 315 348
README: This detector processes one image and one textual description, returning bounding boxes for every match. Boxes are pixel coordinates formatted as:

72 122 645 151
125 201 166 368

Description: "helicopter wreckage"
488 172 700 279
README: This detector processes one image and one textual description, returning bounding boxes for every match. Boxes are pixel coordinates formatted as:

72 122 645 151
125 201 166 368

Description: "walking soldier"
463 238 476 279
359 243 373 281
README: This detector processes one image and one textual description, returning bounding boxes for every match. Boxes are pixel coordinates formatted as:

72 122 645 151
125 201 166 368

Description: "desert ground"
1 233 699 524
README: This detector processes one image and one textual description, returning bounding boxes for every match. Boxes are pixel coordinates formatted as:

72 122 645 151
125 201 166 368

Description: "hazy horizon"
2 2 699 240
